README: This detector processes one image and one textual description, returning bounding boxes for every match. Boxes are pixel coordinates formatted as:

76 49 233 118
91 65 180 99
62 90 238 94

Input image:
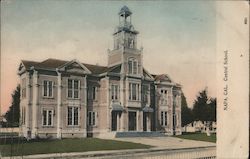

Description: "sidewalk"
113 136 216 149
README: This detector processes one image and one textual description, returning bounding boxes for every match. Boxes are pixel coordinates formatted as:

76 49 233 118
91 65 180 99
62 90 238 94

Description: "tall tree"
192 89 209 122
4 85 20 127
192 89 216 123
181 93 193 126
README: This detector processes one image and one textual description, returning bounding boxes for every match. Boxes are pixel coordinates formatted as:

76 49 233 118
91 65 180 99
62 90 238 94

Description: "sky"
0 0 216 115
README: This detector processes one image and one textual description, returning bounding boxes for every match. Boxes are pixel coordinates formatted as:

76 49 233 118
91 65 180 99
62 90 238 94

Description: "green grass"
175 132 216 143
0 138 152 157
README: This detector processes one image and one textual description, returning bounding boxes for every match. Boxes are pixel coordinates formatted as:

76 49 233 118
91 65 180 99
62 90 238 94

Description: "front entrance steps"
115 131 165 138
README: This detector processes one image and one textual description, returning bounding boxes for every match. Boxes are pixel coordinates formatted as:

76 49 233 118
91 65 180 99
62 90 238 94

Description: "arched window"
128 58 138 74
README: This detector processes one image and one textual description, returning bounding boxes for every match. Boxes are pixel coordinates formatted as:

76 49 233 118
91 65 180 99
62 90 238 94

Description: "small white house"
183 121 216 133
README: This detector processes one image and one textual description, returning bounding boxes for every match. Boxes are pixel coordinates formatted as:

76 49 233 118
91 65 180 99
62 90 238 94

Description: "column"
138 84 141 101
117 113 120 132
147 114 151 132
106 77 110 131
136 110 139 131
26 72 31 129
56 70 62 138
154 85 158 131
140 111 143 131
83 76 87 137
32 70 38 138
120 77 124 131
120 112 124 131
170 86 174 135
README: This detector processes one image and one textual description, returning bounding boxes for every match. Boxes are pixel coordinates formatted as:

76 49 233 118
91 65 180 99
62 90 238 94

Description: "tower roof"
119 5 132 17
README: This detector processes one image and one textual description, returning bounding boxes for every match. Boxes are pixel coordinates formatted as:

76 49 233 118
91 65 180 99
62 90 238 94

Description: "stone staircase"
115 131 165 138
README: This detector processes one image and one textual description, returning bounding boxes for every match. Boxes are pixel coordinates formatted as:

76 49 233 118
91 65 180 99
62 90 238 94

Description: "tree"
4 85 20 127
192 89 209 122
192 88 216 123
181 92 194 127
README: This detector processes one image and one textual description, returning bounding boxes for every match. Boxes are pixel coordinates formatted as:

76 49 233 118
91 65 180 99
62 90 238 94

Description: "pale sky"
0 0 216 114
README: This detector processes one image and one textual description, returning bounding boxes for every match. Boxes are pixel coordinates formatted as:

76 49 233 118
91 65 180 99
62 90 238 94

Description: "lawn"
175 132 216 143
0 138 152 157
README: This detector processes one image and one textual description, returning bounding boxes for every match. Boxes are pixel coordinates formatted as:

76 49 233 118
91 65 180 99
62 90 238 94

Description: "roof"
22 60 40 69
20 59 181 87
21 58 109 74
119 6 132 16
152 74 172 82
82 63 108 74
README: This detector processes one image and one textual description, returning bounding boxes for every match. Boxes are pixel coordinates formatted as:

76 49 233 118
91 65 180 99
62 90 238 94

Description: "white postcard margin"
216 1 249 158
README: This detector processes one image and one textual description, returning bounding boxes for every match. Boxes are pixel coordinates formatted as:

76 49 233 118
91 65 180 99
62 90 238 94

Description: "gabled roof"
152 74 172 82
19 58 113 75
143 68 154 80
83 63 108 74
58 59 92 74
36 58 67 69
21 60 40 69
19 58 180 87
152 74 181 88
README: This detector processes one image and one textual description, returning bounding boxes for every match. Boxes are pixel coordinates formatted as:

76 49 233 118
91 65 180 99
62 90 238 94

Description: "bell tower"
108 6 143 76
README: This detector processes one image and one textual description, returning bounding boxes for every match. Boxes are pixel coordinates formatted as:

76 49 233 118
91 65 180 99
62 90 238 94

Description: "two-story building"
18 6 182 139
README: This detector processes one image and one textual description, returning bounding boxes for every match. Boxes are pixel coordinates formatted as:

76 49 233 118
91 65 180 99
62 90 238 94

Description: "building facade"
18 6 182 139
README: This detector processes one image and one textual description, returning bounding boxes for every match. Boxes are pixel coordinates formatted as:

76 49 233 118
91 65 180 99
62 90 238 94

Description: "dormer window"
128 58 138 75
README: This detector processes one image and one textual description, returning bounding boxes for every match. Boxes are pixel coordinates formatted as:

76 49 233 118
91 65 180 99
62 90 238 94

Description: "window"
129 83 140 101
43 81 53 97
92 87 97 100
128 38 134 48
88 111 97 126
160 89 168 105
128 58 138 75
68 79 80 98
160 111 168 126
111 84 119 100
21 78 26 98
21 107 26 125
142 85 150 103
68 107 79 126
42 109 53 126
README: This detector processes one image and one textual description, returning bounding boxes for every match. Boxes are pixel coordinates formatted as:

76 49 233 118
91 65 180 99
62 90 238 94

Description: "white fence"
1 146 216 159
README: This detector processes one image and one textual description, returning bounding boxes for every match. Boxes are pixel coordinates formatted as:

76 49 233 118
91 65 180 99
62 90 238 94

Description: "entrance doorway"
128 112 137 131
143 112 147 131
111 111 120 131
